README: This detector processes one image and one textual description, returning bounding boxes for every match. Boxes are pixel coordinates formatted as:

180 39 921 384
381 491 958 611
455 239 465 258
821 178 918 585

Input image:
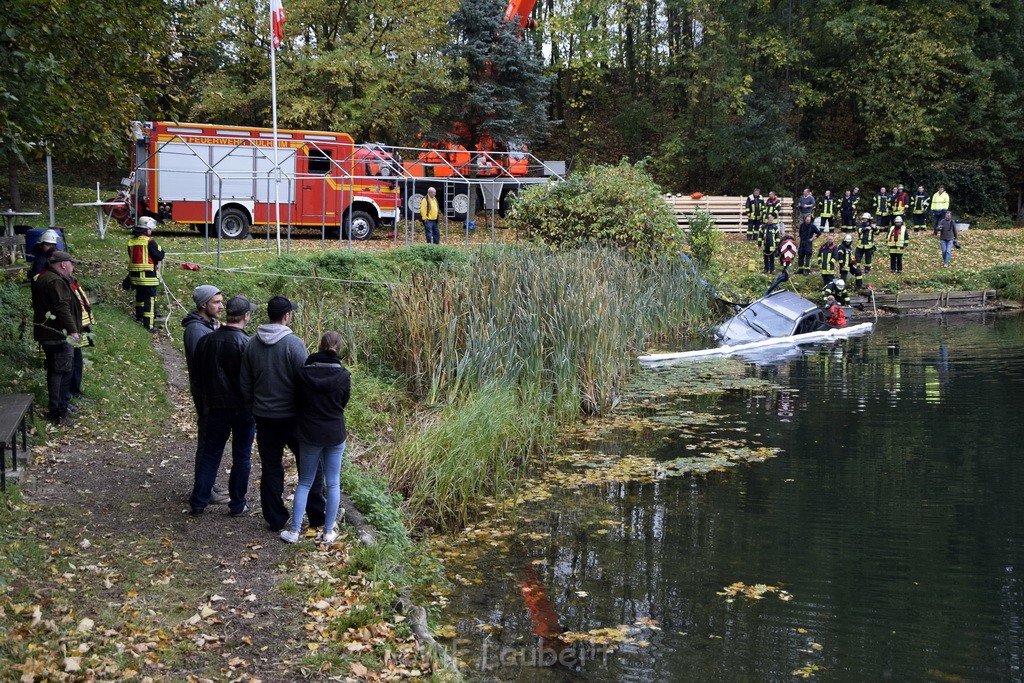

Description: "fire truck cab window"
308 149 332 175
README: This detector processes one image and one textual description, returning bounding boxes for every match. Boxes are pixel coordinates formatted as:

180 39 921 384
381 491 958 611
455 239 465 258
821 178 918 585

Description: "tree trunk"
7 160 21 210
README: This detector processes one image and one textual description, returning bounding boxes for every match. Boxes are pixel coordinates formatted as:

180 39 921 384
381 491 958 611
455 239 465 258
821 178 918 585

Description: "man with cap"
181 285 229 504
126 216 165 331
31 251 81 423
240 296 326 533
189 295 256 517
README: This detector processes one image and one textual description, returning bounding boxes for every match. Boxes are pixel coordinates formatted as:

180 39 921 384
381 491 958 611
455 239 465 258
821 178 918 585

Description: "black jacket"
295 351 351 447
32 268 81 344
195 325 250 412
798 220 822 243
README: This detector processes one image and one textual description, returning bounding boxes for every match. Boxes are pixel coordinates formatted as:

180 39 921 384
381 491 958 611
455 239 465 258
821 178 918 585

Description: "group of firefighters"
742 183 955 310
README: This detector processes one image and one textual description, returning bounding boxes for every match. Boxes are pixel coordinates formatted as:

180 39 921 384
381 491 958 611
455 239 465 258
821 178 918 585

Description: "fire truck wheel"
344 210 375 241
450 193 470 221
216 207 250 239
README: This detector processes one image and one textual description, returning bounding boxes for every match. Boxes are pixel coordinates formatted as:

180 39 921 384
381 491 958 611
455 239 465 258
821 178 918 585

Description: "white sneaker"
321 530 337 543
280 529 300 544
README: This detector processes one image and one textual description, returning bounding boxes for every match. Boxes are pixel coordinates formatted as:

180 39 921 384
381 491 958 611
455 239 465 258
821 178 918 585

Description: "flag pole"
270 0 283 255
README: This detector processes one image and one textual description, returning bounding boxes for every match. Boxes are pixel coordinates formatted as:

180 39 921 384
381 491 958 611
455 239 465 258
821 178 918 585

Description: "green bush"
983 264 1024 302
686 207 721 266
505 160 682 258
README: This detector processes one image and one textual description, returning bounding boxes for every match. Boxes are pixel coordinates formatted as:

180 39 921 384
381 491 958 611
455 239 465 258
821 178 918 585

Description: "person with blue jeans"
420 186 440 244
190 295 256 516
281 331 351 544
934 210 958 267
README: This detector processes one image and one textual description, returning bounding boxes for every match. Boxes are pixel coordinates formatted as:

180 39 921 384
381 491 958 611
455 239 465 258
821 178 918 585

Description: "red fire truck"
125 121 401 239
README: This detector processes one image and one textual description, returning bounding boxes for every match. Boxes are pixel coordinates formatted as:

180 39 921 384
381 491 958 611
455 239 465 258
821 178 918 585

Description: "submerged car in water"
715 290 828 346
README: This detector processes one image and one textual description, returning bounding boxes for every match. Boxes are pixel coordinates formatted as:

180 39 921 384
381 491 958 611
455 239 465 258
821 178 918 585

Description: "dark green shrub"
686 208 721 266
983 264 1024 302
506 160 682 258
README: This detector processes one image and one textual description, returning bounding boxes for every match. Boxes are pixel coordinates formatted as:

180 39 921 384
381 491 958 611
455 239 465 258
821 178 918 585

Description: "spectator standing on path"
240 296 327 533
799 188 816 222
280 331 351 545
420 187 440 244
31 251 81 424
934 210 959 267
189 295 256 517
931 185 951 230
126 216 165 332
181 285 229 505
797 214 822 276
911 186 930 233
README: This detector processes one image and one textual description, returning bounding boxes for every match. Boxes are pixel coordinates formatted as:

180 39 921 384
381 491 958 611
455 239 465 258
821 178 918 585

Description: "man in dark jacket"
181 285 229 505
240 296 326 532
31 251 82 423
189 295 256 517
797 214 822 275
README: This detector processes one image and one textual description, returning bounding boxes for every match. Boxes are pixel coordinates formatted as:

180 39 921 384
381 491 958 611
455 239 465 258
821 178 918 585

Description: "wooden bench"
1 235 29 274
665 195 796 232
0 394 34 491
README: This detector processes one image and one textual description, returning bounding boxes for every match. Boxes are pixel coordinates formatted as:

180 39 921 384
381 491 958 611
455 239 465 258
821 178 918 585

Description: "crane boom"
503 0 538 29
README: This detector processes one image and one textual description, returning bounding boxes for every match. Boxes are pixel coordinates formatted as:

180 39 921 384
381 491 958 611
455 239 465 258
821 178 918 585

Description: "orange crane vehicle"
353 0 564 222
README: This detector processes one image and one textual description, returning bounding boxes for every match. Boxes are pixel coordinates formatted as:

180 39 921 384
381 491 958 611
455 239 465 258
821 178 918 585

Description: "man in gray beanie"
181 285 229 503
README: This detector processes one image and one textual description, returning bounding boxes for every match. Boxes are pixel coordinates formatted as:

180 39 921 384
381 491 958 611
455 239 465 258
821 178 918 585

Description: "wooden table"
0 394 34 492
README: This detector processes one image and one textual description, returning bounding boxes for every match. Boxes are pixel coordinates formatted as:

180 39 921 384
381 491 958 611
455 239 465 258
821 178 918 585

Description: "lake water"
441 312 1024 682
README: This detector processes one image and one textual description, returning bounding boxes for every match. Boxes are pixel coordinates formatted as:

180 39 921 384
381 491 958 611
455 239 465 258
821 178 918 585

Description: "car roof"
752 290 821 320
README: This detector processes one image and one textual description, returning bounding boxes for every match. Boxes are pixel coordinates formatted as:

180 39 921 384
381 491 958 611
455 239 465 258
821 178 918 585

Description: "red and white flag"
270 0 286 48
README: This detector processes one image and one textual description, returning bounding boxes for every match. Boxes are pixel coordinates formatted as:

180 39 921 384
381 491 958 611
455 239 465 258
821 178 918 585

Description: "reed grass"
383 245 714 528
387 244 714 416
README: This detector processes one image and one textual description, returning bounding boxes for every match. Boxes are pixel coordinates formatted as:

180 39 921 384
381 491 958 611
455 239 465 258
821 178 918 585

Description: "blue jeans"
423 219 439 244
190 408 255 513
940 239 954 265
290 441 345 533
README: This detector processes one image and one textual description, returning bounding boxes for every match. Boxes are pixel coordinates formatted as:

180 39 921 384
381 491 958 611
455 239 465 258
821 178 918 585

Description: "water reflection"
444 313 1024 682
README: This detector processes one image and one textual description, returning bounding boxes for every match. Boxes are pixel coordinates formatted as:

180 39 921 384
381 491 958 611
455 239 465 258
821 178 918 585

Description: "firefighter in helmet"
126 216 165 331
856 212 876 273
887 215 909 274
823 278 850 307
29 229 61 281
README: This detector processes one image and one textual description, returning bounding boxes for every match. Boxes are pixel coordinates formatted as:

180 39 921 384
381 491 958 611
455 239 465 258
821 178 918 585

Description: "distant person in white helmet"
28 229 61 281
126 216 165 331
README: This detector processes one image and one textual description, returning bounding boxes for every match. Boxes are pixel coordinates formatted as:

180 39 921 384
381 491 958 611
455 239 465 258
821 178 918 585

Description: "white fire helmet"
860 212 873 220
844 234 853 243
835 279 845 289
137 216 158 231
894 216 904 224
39 229 60 244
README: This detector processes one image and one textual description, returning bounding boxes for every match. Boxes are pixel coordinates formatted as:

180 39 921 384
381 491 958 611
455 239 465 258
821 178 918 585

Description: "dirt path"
26 336 316 680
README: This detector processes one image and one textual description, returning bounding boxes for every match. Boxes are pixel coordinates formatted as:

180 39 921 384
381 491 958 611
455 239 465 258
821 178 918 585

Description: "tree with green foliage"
188 0 459 144
506 161 681 258
443 0 554 150
0 0 175 207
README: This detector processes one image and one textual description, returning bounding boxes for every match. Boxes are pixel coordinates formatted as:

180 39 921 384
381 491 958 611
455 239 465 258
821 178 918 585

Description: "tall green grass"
386 384 554 529
387 245 714 416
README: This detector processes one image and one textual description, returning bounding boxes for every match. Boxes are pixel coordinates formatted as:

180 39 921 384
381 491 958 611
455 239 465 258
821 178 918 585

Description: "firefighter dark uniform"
911 191 930 232
822 279 850 306
764 197 782 226
70 278 95 397
887 218 909 273
836 235 863 290
856 215 876 273
762 222 780 273
818 238 839 286
744 192 765 242
840 193 857 230
797 216 822 275
127 219 165 331
819 193 837 232
874 191 892 229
